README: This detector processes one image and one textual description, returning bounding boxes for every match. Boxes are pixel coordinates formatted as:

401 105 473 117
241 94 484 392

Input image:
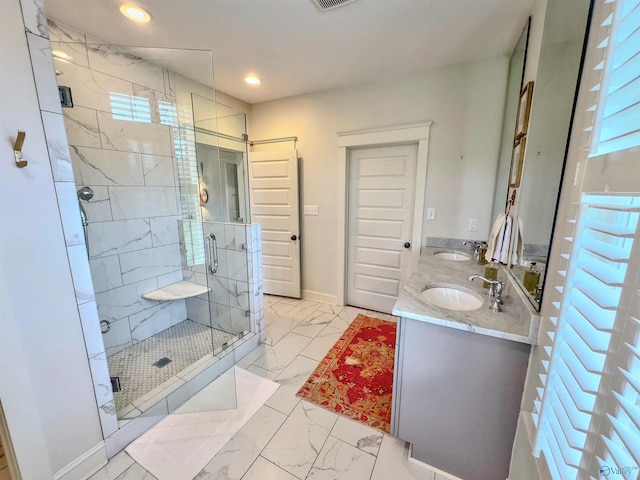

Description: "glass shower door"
49 36 239 422
171 77 241 415
189 97 253 345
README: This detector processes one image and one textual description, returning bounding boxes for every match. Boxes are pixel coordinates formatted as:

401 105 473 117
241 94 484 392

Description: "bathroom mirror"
494 0 592 310
491 19 530 220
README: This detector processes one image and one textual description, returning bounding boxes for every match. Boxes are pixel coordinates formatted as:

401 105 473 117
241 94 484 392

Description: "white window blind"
109 93 152 123
172 104 205 267
593 263 640 478
590 0 640 156
533 0 640 477
535 195 640 478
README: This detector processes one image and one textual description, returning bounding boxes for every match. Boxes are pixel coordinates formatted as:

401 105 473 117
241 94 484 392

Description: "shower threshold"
107 319 239 417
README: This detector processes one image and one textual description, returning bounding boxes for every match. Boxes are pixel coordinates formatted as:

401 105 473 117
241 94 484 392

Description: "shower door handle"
207 233 218 274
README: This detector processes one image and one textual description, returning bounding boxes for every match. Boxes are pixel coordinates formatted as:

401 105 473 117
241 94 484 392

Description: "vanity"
387 1 589 476
391 247 540 480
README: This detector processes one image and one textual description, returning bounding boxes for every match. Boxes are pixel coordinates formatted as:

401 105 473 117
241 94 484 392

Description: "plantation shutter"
535 195 640 478
590 0 640 156
533 0 640 477
591 277 640 476
174 105 206 267
109 93 153 123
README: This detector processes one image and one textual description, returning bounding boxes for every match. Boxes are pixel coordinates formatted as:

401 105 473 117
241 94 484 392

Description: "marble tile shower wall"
180 221 264 337
23 14 119 439
47 19 191 356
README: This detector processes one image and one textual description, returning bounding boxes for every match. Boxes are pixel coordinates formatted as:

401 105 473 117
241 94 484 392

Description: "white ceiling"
43 0 534 105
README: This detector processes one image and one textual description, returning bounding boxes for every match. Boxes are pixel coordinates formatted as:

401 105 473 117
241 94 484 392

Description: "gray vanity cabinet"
391 317 531 480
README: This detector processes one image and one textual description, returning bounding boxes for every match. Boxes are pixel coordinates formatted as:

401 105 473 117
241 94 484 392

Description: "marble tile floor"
92 296 448 480
108 320 237 413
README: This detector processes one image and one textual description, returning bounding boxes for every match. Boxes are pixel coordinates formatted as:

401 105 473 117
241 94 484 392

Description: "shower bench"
141 280 211 301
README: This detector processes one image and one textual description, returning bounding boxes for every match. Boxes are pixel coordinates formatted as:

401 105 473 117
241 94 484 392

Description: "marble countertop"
392 247 540 345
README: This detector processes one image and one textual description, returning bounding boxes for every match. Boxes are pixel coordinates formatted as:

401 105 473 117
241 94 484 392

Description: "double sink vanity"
385 2 590 476
391 247 540 480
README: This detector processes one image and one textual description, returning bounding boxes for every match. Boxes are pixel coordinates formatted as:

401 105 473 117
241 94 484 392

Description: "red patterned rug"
296 314 396 433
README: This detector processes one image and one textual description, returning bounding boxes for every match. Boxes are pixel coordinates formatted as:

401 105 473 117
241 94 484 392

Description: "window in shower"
109 93 152 123
225 160 241 222
175 113 206 267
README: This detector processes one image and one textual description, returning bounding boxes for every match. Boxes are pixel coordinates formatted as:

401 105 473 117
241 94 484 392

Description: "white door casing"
248 150 301 298
337 122 431 309
347 144 418 313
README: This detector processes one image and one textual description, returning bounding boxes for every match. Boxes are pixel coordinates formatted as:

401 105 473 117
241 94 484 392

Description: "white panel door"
249 150 301 298
347 144 418 313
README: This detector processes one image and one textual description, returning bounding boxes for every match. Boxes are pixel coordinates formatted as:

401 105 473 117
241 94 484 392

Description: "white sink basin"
433 251 471 261
421 284 483 311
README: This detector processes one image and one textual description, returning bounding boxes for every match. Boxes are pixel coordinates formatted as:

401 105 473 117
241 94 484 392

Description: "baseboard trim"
0 401 22 480
302 289 338 305
53 441 107 480
407 444 463 480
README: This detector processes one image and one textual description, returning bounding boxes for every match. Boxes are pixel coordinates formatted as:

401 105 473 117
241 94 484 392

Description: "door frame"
336 122 432 307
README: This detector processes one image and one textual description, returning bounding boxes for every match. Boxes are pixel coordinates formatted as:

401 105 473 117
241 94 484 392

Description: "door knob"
404 242 411 249
291 235 298 241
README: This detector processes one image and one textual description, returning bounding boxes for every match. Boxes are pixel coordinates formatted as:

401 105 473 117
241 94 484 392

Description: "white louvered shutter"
174 104 206 267
591 0 640 156
533 0 640 478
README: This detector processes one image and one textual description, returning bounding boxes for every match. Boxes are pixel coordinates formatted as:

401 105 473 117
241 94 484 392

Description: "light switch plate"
427 208 436 220
304 205 318 215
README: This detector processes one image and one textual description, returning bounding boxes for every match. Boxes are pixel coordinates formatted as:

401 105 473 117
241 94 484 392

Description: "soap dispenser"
524 262 540 294
483 259 499 288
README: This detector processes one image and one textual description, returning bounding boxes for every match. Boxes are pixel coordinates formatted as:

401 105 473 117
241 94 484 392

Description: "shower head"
77 186 94 201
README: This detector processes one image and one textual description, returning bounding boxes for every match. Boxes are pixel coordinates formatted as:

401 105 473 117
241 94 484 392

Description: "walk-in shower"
49 18 262 429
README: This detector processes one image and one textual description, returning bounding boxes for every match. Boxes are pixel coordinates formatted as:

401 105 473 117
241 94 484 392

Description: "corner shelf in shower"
141 281 211 301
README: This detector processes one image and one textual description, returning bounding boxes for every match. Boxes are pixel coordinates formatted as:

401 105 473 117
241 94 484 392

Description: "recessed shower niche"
49 17 263 437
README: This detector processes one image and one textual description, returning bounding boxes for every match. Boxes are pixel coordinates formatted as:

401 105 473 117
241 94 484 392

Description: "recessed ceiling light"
119 4 151 23
244 75 261 86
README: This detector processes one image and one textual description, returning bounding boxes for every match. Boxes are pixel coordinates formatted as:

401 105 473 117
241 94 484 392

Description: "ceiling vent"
311 0 359 11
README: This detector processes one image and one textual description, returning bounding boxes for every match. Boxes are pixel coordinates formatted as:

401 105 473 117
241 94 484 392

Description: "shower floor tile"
108 320 235 413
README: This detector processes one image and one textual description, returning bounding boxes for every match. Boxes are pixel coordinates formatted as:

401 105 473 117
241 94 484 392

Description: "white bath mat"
125 366 279 480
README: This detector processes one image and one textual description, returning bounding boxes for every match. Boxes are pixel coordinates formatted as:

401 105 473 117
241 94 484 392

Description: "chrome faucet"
468 275 505 312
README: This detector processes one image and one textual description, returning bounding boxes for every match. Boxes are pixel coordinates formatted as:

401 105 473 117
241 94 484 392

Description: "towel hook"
14 131 27 168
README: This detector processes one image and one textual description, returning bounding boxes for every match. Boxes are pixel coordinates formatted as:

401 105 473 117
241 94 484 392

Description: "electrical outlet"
304 205 318 215
427 208 436 220
468 218 478 231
